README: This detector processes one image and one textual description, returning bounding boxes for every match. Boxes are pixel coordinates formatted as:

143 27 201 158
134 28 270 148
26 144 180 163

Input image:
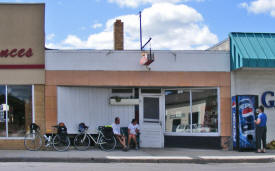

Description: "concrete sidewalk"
0 148 275 163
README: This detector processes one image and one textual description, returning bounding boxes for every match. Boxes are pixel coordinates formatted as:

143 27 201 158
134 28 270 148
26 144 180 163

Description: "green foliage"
267 140 275 149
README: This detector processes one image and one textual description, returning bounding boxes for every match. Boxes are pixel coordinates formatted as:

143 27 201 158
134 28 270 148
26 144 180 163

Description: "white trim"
217 87 221 135
142 96 161 122
161 89 166 136
140 93 162 96
109 98 139 105
163 87 221 136
57 86 60 125
139 88 142 124
143 119 160 122
5 85 8 137
190 89 192 133
164 132 220 137
0 137 26 140
32 85 35 123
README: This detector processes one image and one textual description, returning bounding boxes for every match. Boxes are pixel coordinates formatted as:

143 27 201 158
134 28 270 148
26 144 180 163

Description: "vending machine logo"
238 97 256 149
232 100 236 108
232 97 237 148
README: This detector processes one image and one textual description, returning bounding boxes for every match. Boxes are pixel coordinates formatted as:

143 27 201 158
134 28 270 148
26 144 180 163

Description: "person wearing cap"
254 105 267 153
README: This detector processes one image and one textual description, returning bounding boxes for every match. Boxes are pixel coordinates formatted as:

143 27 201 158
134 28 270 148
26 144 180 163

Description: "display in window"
165 89 218 133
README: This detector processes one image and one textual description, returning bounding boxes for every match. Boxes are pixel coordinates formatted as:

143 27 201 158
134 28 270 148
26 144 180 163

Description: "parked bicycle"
24 123 71 151
74 123 116 151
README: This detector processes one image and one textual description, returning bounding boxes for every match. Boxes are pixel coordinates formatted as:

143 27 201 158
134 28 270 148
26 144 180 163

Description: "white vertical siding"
57 87 135 134
231 70 275 143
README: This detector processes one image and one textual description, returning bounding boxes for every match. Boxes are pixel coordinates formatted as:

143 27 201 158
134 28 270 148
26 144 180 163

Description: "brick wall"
0 85 45 150
113 19 124 50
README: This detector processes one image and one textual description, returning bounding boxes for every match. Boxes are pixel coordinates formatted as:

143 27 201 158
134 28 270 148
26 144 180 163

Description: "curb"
0 156 274 163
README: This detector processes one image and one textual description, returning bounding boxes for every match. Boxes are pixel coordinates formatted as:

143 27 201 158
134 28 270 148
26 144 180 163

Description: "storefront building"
45 46 231 148
229 32 275 144
0 4 45 149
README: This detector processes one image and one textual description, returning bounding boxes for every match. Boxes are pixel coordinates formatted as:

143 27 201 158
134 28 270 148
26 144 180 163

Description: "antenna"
139 11 152 51
139 11 142 51
139 11 154 69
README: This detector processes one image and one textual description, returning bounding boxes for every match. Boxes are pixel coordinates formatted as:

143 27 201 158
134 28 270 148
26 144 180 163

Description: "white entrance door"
139 94 164 148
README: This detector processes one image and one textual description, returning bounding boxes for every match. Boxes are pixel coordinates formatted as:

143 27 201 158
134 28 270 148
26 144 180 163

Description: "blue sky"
4 0 275 50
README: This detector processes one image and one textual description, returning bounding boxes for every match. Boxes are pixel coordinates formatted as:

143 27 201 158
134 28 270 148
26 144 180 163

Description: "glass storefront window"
165 89 218 134
0 85 32 138
0 86 6 137
165 90 191 133
191 89 218 133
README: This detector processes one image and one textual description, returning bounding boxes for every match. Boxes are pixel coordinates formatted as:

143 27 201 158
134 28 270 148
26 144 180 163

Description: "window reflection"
165 89 218 133
0 86 6 137
165 90 191 133
8 86 32 137
191 89 218 133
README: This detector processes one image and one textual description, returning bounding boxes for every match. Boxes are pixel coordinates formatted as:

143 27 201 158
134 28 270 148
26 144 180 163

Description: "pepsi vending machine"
232 95 258 151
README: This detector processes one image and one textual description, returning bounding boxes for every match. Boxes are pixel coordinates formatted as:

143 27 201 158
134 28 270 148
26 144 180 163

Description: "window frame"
0 85 34 139
143 96 160 122
164 87 220 137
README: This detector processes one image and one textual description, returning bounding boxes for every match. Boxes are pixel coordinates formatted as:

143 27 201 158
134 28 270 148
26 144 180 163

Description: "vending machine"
232 95 258 151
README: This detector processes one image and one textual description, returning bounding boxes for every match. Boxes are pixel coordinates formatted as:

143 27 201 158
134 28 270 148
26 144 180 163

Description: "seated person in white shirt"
111 117 127 150
128 119 140 150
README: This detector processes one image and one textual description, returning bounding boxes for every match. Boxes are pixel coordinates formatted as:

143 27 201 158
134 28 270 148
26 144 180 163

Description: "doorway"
139 89 164 148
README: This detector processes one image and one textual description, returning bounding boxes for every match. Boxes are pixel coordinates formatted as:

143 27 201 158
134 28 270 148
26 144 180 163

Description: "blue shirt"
257 113 267 127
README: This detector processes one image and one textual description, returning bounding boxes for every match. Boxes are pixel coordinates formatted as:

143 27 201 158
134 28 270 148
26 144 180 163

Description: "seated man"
128 119 140 150
111 117 127 151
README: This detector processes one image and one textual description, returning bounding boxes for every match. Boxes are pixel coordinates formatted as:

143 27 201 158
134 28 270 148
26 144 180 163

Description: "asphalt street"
0 162 275 171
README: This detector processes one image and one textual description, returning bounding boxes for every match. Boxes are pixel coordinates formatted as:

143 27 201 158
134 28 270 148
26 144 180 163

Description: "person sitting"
128 119 140 150
111 117 127 151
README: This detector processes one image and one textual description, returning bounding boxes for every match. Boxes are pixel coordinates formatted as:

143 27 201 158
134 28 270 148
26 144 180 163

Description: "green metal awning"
229 32 275 70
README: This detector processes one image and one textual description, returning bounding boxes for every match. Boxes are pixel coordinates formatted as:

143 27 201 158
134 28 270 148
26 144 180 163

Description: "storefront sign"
0 48 33 58
261 91 275 108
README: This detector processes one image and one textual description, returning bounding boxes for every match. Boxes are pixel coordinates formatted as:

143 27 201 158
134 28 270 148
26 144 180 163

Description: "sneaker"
123 147 128 152
135 146 139 150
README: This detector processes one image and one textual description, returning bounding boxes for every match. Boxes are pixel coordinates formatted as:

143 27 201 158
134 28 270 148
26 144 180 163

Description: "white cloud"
46 3 218 50
92 23 103 29
240 0 275 17
107 0 204 8
46 33 55 41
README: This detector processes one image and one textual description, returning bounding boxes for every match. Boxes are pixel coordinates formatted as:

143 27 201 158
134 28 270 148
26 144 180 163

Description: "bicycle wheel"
99 135 116 151
53 135 71 151
74 133 90 151
24 132 42 151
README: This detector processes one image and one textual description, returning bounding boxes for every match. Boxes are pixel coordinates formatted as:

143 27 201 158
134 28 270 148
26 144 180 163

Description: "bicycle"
24 123 71 151
74 124 116 151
